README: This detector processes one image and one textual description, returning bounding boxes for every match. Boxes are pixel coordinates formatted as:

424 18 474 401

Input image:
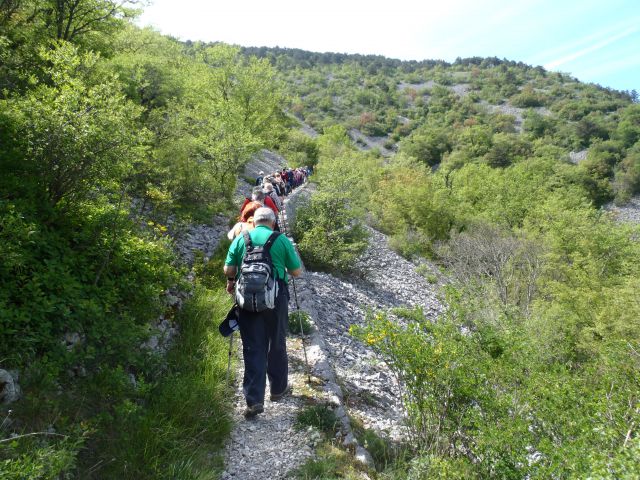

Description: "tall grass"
1 245 236 479
86 279 234 479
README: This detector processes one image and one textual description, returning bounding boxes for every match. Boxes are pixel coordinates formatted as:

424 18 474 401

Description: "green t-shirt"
225 225 301 281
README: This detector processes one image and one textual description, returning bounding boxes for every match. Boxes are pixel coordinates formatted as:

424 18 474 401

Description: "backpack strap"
262 231 281 256
242 230 252 250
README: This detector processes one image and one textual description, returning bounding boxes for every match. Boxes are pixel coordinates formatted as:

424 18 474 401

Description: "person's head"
259 171 264 176
263 182 274 193
253 207 276 227
251 187 265 201
240 201 263 222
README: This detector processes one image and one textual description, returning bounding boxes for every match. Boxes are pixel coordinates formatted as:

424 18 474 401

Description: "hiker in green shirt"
224 207 302 418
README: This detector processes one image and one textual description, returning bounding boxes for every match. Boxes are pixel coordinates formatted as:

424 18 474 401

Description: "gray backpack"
235 231 280 312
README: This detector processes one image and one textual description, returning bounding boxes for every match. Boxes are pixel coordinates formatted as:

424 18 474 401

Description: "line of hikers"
221 166 311 418
228 166 311 241
255 166 312 196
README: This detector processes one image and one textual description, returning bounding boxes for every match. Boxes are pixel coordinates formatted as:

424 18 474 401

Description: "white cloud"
544 24 640 70
577 52 640 79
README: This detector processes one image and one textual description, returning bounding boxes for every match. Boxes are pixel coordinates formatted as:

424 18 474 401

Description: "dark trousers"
237 281 289 407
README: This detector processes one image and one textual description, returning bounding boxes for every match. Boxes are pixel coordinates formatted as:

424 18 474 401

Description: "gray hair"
253 207 276 226
251 187 265 201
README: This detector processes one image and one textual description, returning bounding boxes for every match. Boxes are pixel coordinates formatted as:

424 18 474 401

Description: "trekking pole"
226 332 234 386
281 195 310 382
291 275 311 384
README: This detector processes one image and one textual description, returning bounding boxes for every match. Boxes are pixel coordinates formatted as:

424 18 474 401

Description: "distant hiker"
281 169 291 195
274 174 286 200
263 181 283 212
239 187 279 218
255 171 264 186
223 207 302 418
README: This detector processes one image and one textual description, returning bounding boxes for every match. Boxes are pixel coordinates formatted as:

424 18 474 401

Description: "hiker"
239 187 279 218
227 200 262 240
274 174 286 200
224 207 302 418
263 181 283 212
255 171 264 186
281 169 291 195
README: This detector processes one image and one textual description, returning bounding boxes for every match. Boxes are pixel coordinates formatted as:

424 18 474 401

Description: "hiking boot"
243 404 264 419
270 384 292 402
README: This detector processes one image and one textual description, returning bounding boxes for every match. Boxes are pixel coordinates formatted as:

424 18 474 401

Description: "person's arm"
223 236 242 294
223 265 238 294
281 237 302 278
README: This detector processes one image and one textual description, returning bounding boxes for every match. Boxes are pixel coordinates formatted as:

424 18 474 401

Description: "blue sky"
137 0 640 93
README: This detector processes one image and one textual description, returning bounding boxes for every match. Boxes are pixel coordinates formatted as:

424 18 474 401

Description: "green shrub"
352 279 640 479
0 200 178 370
288 310 313 335
510 86 546 108
0 437 82 480
293 193 368 274
288 444 364 480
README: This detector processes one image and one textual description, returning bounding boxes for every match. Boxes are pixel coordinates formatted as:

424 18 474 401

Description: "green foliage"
399 123 452 166
350 417 407 472
288 444 365 480
483 132 531 167
0 200 177 369
523 109 556 138
140 43 287 211
613 143 640 202
288 310 313 335
369 157 454 256
510 85 547 107
84 286 233 479
192 238 232 290
353 294 640 478
0 437 82 480
278 129 319 167
295 405 339 436
294 193 369 273
0 42 147 208
292 127 379 273
0 10 288 477
614 104 640 148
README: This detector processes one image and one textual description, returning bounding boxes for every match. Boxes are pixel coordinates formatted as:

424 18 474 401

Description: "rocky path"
221 185 445 479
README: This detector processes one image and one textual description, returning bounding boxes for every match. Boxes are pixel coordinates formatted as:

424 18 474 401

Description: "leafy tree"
522 109 556 138
483 132 531 167
370 156 454 254
399 123 452 166
614 103 640 147
510 84 546 107
574 112 611 147
0 42 147 209
40 0 142 44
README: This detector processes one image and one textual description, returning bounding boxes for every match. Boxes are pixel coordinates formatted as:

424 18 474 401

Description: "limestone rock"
0 369 21 404
355 445 375 468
